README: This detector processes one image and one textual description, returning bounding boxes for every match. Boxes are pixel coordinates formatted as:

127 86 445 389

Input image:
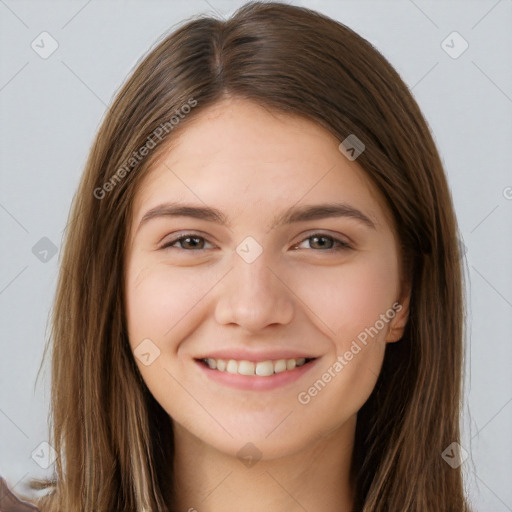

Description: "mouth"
197 357 317 377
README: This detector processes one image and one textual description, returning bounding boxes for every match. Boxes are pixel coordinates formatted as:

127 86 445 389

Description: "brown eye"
161 234 211 251
294 233 352 252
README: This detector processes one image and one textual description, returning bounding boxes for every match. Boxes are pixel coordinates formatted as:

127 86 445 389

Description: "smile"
200 357 314 377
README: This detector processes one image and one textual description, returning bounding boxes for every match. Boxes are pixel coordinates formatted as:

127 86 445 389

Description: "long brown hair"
16 2 470 510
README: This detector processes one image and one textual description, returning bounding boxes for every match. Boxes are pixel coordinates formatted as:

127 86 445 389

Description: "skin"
124 97 410 512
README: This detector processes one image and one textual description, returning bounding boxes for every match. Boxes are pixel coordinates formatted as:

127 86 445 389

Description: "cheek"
124 259 215 348
293 252 399 417
124 260 215 415
292 251 400 345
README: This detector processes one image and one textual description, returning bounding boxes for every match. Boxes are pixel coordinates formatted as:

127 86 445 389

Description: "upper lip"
195 349 319 362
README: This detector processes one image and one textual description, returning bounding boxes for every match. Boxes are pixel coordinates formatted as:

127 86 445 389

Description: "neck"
170 416 356 512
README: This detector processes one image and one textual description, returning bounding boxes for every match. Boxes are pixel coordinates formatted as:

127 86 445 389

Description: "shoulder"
0 477 40 512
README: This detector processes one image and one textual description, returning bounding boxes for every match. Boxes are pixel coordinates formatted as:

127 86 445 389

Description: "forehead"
130 98 392 232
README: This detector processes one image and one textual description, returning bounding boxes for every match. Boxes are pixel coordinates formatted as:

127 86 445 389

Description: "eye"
160 232 352 252
293 233 352 252
161 233 213 251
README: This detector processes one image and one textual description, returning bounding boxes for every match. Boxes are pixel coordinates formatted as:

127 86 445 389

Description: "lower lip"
195 359 319 391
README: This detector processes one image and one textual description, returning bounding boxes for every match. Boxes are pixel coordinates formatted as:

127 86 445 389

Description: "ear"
385 288 411 343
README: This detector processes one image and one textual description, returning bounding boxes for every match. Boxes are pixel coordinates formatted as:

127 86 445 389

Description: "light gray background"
1 1 511 510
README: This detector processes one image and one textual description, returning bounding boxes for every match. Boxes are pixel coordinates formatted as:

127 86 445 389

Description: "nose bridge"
236 246 276 295
232 234 278 295
215 240 294 330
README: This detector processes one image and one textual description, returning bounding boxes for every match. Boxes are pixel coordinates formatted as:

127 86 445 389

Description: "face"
124 97 409 461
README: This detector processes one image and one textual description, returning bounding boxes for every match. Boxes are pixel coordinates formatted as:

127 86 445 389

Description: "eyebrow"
136 201 376 233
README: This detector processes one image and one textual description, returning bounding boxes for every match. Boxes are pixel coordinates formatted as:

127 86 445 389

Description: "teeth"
203 357 310 377
274 359 287 373
226 360 238 374
255 360 274 377
238 360 255 376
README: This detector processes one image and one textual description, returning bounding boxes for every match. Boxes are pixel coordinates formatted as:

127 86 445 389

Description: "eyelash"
160 232 352 253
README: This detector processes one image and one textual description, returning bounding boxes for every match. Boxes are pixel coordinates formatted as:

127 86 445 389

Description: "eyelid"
293 232 352 251
159 230 353 252
293 229 354 250
159 231 215 250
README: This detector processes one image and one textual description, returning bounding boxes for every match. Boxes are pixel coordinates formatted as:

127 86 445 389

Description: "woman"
1 2 471 511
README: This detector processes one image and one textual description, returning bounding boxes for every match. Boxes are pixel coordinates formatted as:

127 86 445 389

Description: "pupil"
312 236 331 249
184 237 201 249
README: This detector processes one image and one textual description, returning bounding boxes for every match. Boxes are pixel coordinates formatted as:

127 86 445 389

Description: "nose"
214 250 295 333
